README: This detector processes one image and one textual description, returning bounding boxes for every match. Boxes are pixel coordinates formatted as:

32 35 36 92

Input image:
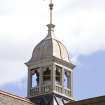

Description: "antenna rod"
49 0 53 24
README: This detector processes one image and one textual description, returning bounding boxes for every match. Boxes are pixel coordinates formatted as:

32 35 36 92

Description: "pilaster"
39 68 43 92
71 71 73 97
52 64 56 91
62 68 64 94
27 69 32 97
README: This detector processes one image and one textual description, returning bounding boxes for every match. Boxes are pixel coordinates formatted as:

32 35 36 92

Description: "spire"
47 0 55 37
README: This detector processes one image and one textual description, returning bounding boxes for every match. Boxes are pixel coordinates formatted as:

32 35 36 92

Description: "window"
43 67 51 81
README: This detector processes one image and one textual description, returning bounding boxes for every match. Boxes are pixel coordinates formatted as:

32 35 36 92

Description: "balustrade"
30 84 71 97
55 85 71 97
55 85 62 93
64 88 71 97
30 85 51 96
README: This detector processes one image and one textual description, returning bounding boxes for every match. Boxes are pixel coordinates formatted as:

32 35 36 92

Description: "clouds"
0 60 27 85
0 16 43 32
55 0 105 56
0 0 16 15
0 0 105 85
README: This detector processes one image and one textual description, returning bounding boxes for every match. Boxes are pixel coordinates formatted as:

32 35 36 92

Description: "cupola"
25 0 75 105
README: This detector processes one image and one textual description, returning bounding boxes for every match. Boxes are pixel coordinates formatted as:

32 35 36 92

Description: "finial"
49 0 53 24
47 0 55 36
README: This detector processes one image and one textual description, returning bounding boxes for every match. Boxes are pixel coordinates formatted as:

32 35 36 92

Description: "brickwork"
0 91 34 105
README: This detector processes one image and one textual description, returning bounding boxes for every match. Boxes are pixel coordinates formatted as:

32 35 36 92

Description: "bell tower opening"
31 69 39 88
43 67 51 84
64 71 71 89
26 62 75 105
56 65 62 85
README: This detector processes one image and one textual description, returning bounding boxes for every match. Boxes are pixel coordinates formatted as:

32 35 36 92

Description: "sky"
0 0 105 100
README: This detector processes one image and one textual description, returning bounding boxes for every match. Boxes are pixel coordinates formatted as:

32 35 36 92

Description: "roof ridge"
66 95 105 105
0 90 32 103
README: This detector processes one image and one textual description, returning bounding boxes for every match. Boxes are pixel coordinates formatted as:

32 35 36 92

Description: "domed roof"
29 24 70 63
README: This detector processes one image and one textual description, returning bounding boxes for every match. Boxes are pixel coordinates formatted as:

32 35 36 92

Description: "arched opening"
64 71 68 88
56 66 62 85
31 69 39 88
43 67 51 83
64 71 71 89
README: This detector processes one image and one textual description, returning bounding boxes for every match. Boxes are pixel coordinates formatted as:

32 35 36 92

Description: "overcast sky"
0 0 105 100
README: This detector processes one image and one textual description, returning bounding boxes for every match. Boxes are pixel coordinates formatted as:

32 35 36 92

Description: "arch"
64 70 71 89
56 65 62 85
43 67 51 82
31 69 39 88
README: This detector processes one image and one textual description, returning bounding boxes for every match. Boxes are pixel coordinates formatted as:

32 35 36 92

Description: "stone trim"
25 56 75 69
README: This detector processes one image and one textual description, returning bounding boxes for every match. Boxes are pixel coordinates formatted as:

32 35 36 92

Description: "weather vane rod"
49 0 53 25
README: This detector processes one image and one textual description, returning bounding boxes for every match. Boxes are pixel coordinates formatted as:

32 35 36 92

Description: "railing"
30 85 51 96
31 87 39 96
64 88 71 97
55 85 63 93
30 85 71 97
41 85 51 93
55 85 71 97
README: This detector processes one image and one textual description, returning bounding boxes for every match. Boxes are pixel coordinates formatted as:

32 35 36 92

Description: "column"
62 68 64 94
52 64 56 91
67 71 71 89
39 68 43 93
71 71 73 97
27 69 32 97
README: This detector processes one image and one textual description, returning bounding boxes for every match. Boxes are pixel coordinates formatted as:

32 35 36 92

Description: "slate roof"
66 95 105 105
0 90 32 104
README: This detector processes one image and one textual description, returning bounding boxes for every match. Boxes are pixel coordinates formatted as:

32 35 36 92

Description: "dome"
29 24 70 63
